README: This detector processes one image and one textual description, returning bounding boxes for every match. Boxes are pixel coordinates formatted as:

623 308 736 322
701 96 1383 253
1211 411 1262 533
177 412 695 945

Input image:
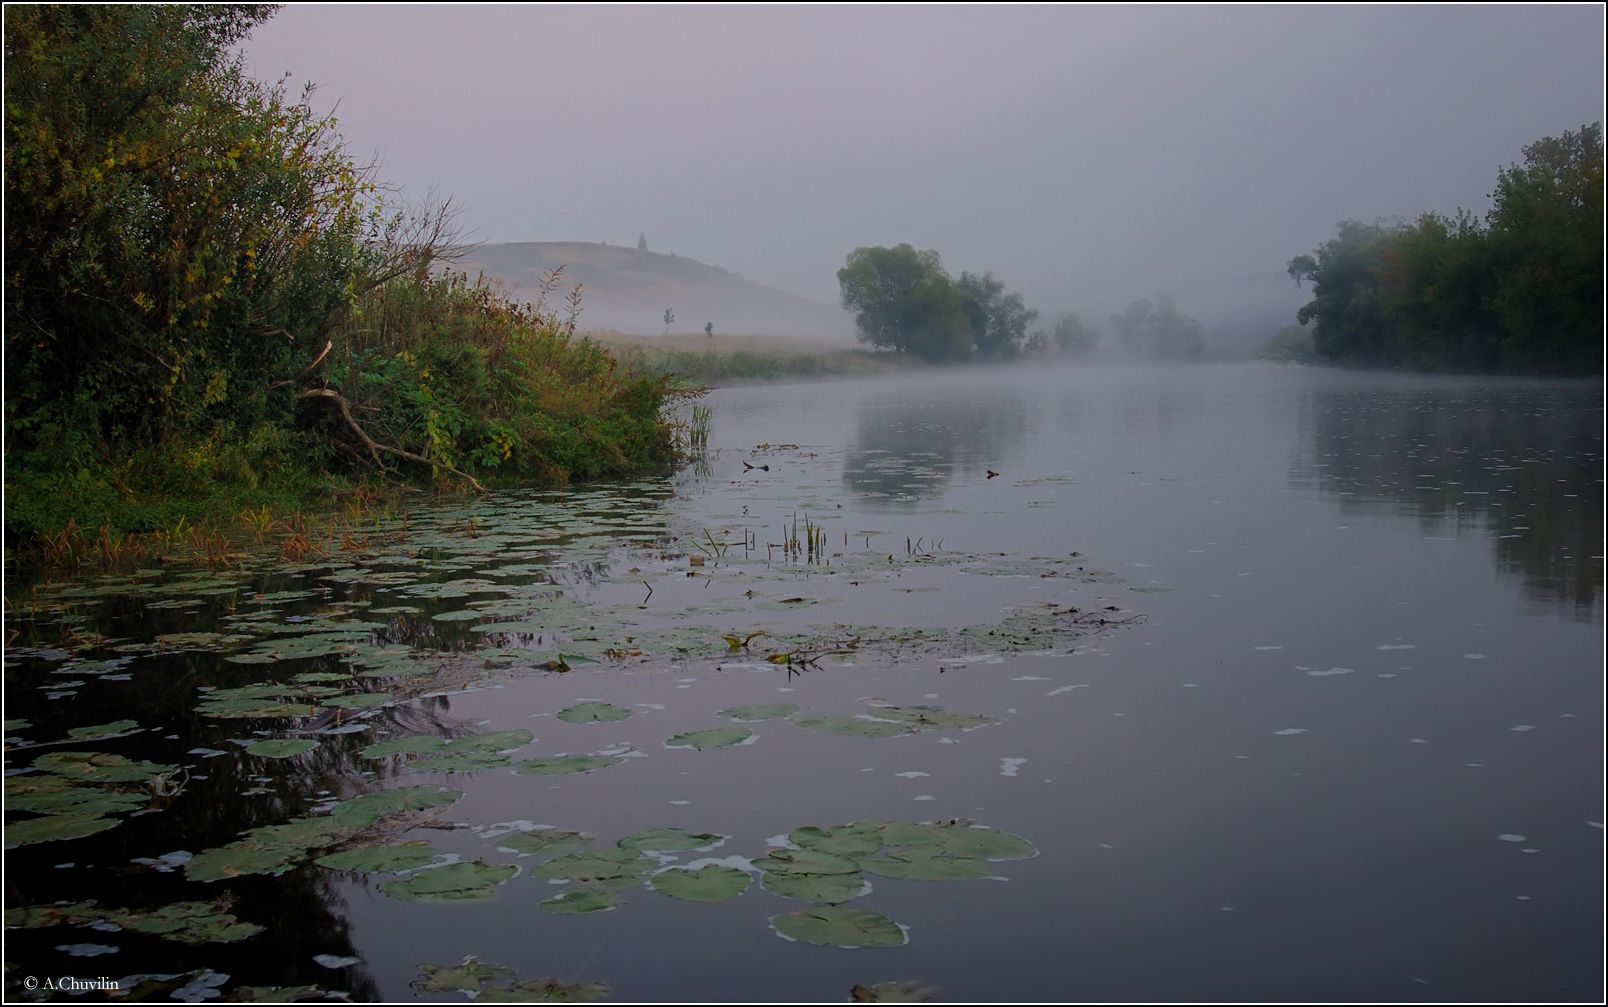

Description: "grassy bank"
4 9 683 566
590 331 927 386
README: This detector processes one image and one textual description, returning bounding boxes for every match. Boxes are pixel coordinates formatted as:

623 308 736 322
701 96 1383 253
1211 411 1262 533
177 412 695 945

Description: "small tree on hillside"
637 233 648 252
663 308 675 335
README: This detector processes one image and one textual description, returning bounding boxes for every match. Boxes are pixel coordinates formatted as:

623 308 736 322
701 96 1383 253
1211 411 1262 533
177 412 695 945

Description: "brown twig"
299 388 487 492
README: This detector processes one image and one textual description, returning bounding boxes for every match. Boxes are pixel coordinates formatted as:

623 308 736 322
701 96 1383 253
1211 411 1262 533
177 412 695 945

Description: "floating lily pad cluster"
4 897 263 945
186 786 460 882
362 729 534 772
5 751 178 847
412 955 607 1002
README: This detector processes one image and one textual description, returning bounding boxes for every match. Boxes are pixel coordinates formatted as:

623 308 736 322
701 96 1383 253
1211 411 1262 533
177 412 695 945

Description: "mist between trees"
836 244 1209 364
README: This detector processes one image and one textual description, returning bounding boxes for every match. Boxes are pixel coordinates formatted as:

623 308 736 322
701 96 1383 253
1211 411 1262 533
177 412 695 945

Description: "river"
4 361 1601 1002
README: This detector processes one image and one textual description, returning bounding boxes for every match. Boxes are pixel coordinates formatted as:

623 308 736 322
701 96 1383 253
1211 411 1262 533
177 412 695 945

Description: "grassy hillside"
453 242 853 339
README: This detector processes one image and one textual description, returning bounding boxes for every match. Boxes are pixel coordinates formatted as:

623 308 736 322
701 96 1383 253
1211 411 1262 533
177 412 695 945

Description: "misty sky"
243 5 1604 327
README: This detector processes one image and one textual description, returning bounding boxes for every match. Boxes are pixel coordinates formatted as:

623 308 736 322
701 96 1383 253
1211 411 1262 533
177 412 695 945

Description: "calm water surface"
4 362 1601 1002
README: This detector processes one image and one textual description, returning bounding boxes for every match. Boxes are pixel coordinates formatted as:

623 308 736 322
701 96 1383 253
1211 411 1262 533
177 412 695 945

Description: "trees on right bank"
1287 123 1602 375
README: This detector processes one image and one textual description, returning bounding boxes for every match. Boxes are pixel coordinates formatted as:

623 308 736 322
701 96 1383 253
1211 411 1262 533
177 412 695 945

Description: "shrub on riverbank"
3 7 679 548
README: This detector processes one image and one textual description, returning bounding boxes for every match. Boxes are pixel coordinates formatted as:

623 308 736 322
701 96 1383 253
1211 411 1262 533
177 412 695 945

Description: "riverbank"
588 330 929 386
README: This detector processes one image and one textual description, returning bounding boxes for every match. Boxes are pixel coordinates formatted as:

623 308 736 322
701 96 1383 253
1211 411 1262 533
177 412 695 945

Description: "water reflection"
843 387 1029 507
1291 383 1604 615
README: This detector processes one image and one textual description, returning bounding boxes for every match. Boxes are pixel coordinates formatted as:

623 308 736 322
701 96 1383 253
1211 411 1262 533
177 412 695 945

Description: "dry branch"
299 387 486 492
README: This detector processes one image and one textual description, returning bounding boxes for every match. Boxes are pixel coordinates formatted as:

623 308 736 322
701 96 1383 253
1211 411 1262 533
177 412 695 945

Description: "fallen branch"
299 388 487 493
269 339 334 390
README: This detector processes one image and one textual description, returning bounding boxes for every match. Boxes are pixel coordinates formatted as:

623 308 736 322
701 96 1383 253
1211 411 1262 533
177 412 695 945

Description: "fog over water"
243 6 1605 338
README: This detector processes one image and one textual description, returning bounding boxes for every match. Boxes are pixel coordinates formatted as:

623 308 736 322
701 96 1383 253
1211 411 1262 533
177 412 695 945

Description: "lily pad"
538 888 618 915
664 728 752 750
650 865 751 903
412 956 517 994
790 824 885 857
868 704 999 732
321 692 392 710
790 716 912 739
760 870 869 905
858 850 991 882
5 814 120 847
476 978 609 1002
245 739 317 759
315 842 439 873
65 719 140 739
555 702 632 724
35 751 178 784
716 703 797 722
379 860 516 903
771 906 908 949
756 848 862 877
513 755 622 776
494 829 592 857
615 828 724 853
531 848 654 885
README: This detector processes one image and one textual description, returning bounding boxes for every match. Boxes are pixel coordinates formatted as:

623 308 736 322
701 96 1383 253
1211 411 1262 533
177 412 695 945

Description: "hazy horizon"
243 5 1604 332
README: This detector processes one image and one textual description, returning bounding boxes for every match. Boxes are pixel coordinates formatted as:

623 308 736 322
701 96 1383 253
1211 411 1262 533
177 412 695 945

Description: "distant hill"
450 242 853 340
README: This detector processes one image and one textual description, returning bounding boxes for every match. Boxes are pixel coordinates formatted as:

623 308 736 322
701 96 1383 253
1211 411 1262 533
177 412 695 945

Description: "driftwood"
299 388 486 493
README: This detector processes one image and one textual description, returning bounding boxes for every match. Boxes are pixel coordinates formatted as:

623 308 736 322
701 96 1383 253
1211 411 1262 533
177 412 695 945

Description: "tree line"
1287 124 1603 375
836 244 1206 362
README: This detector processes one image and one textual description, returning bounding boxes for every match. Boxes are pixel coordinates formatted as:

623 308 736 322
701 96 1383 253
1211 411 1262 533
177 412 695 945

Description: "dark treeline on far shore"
1282 124 1602 376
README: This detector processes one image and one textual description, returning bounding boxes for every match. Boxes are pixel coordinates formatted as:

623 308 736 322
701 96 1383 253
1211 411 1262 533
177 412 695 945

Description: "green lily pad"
790 716 912 739
34 751 178 784
716 703 798 722
531 848 654 885
292 672 350 683
756 848 862 877
920 824 1036 861
476 978 610 1002
185 840 304 882
760 869 869 905
244 739 317 759
412 956 517 993
868 705 999 732
4 814 120 846
6 785 147 817
379 860 517 902
493 829 592 857
65 719 140 739
771 906 908 949
790 824 885 857
315 842 439 873
664 728 752 750
5 900 100 929
6 719 33 732
103 900 264 944
555 702 632 724
513 755 622 776
858 850 991 882
649 865 751 903
321 692 392 710
616 828 724 853
325 785 462 829
538 887 618 915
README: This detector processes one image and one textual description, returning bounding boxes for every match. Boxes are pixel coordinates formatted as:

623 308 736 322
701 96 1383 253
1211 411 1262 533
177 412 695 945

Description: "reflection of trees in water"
4 621 471 1000
843 389 1029 506
1291 384 1603 615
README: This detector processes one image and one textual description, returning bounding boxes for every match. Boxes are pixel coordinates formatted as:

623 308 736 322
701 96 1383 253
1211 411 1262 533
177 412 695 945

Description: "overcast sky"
243 5 1604 325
